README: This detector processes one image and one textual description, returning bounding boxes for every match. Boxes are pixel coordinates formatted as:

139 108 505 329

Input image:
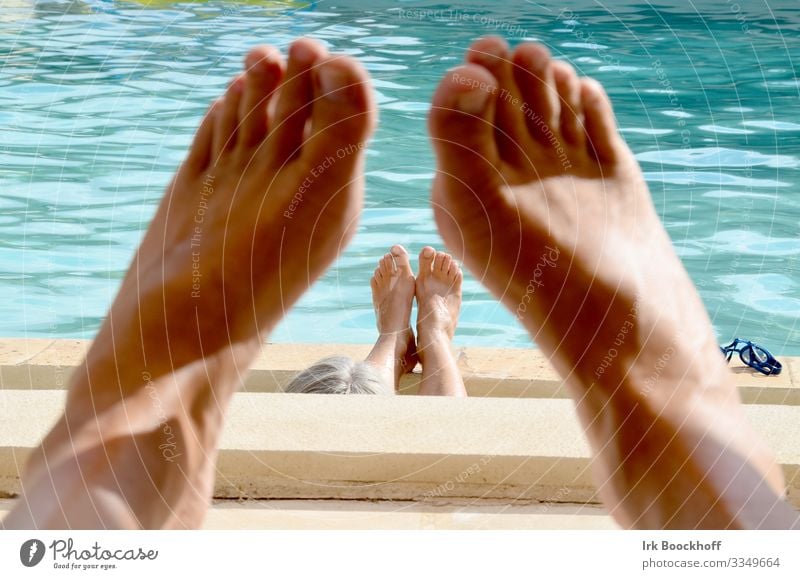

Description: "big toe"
391 244 413 276
417 246 436 277
302 55 376 177
429 65 501 189
466 36 531 162
581 78 624 164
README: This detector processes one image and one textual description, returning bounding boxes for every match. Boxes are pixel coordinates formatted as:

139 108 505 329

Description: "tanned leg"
4 38 376 529
365 245 418 391
415 247 466 397
428 36 796 528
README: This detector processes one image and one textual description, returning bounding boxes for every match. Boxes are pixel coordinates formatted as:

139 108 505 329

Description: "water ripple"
0 1 798 353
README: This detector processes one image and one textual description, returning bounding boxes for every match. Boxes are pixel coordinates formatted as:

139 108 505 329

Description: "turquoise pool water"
1 0 799 352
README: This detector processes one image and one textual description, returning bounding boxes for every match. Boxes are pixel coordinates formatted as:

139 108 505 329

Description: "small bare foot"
414 247 466 396
365 245 418 389
428 36 786 525
416 246 462 346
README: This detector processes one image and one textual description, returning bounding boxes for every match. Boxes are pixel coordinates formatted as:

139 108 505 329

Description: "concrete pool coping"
0 499 617 530
0 339 798 529
1 338 799 402
1 390 798 505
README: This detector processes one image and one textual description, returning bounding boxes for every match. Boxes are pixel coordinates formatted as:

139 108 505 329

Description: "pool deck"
1 338 798 529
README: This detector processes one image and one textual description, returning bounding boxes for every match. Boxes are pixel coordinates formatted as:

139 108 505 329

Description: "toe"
552 61 584 146
373 267 383 282
391 244 412 274
440 254 453 273
185 99 219 172
429 65 502 191
433 252 448 273
581 78 622 163
418 246 435 276
303 54 376 175
466 36 531 163
213 75 245 159
446 259 459 278
269 38 326 165
512 43 560 144
238 46 284 150
448 263 463 290
380 254 392 276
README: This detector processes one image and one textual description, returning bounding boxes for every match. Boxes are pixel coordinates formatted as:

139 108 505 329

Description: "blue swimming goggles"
720 338 782 376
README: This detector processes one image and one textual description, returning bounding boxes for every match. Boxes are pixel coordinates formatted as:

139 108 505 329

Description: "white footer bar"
1 530 797 578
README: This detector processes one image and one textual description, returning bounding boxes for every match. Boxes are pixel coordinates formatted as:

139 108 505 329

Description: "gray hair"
283 356 391 395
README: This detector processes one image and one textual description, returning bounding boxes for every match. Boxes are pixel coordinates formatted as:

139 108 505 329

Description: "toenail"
247 50 269 72
422 247 435 258
250 57 272 75
231 76 244 93
453 86 490 114
318 65 352 102
290 39 319 65
518 45 550 70
472 43 506 64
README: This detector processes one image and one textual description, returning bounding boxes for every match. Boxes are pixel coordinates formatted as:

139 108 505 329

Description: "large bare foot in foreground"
415 247 466 396
429 36 793 528
5 38 375 529
365 245 418 390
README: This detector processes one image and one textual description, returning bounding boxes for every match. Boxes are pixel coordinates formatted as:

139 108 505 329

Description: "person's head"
283 356 392 395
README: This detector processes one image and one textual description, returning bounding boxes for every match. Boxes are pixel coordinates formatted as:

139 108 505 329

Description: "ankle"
375 328 411 354
373 329 414 358
376 326 411 339
416 327 453 351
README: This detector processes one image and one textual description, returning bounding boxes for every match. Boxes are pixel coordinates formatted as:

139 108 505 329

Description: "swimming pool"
1 0 798 352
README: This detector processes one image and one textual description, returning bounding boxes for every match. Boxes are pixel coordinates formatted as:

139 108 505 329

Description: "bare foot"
428 36 788 526
126 39 376 366
416 246 462 346
415 246 466 397
365 245 418 390
6 39 376 529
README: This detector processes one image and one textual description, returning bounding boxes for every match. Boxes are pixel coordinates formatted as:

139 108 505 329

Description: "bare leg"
428 36 796 528
365 245 418 391
3 38 376 529
415 247 466 397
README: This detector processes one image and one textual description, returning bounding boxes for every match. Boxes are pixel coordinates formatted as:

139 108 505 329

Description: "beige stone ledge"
205 500 620 530
0 499 617 530
1 391 798 507
0 339 797 402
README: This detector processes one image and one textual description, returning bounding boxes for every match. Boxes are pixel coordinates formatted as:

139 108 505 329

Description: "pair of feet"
367 245 465 396
92 34 788 524
11 35 790 529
